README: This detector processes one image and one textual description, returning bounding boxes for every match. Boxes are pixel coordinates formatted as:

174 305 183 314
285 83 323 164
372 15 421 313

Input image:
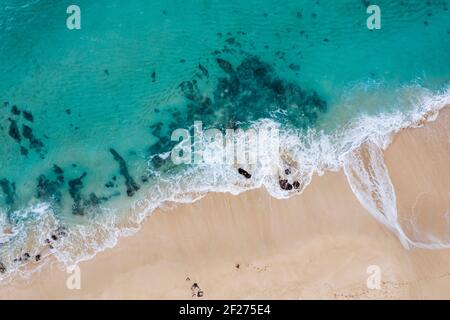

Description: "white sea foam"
1 85 449 281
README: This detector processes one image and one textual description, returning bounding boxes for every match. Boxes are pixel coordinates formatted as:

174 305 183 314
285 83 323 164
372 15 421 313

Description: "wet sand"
1 107 449 300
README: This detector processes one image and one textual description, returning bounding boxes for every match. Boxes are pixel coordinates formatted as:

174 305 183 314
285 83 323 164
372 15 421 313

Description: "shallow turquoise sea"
0 0 449 277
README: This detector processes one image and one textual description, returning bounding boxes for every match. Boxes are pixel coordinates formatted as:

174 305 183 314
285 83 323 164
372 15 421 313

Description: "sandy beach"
1 107 449 300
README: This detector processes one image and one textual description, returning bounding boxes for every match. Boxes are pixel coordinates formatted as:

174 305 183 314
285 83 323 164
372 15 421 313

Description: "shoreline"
0 106 449 299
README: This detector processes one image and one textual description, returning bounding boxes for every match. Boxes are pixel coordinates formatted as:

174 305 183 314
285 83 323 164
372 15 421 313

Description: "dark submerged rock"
225 37 236 45
36 165 64 202
11 105 20 115
53 165 64 184
68 172 87 215
0 178 16 206
179 81 202 102
8 119 21 143
198 64 209 78
22 124 44 152
37 175 62 203
105 181 114 188
150 122 163 137
216 58 234 74
109 148 140 197
22 110 34 122
289 63 300 71
217 55 326 128
84 192 108 207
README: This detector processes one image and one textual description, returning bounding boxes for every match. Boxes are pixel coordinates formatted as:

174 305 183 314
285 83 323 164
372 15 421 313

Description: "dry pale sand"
1 108 449 300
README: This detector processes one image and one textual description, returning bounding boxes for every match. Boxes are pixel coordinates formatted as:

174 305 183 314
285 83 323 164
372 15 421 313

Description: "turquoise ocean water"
0 0 449 278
